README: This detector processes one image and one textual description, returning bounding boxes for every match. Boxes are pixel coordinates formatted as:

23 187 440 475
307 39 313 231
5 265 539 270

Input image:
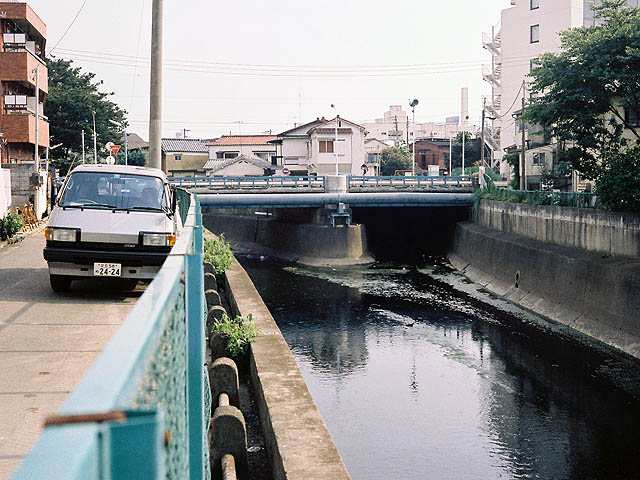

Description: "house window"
625 104 639 127
284 157 299 165
530 24 540 43
367 153 379 164
175 154 182 161
533 152 546 165
531 0 539 10
319 140 334 153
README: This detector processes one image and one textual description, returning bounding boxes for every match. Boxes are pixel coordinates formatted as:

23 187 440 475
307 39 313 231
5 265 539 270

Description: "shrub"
0 211 24 240
204 234 233 275
213 313 258 358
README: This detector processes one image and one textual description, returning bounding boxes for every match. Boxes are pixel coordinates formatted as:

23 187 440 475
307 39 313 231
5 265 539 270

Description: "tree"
118 149 147 167
450 132 481 171
380 145 411 176
45 58 128 174
524 0 640 209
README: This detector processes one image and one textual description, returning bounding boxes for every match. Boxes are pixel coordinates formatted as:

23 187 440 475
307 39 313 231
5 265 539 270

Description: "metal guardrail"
483 189 599 209
170 175 326 191
348 175 475 190
13 191 211 480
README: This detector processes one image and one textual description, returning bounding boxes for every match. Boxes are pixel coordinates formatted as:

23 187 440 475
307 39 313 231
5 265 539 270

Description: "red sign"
282 167 290 176
109 144 121 156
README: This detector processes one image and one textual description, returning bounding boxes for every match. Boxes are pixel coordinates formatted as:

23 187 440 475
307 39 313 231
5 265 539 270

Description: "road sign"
109 144 121 156
282 167 290 176
105 155 116 165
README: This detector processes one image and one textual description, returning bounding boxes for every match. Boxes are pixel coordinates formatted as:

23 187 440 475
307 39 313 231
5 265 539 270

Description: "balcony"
0 48 48 94
1 112 49 147
4 95 45 116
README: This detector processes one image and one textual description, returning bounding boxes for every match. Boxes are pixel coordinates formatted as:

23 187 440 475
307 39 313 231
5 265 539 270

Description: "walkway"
0 232 143 479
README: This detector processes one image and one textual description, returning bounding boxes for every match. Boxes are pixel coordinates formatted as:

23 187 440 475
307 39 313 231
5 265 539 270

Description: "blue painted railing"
348 175 475 189
170 175 326 191
13 191 210 480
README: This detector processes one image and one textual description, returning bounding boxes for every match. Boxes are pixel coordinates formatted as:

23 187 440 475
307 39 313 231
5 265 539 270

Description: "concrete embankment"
224 254 351 480
450 205 640 359
204 212 373 266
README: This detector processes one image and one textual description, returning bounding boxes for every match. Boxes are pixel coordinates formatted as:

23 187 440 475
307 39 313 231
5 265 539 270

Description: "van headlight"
141 232 176 247
45 227 79 242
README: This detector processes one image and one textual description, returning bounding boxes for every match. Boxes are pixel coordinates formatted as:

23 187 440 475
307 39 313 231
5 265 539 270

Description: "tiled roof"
277 118 328 136
161 138 208 153
312 128 353 134
126 133 149 150
204 154 280 173
206 135 278 146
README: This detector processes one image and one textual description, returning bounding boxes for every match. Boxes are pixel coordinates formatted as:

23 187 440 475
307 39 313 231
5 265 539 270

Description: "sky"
27 0 510 141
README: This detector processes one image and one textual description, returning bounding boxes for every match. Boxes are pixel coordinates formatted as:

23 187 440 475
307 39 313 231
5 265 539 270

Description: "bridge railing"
170 175 326 191
348 175 475 190
13 191 210 480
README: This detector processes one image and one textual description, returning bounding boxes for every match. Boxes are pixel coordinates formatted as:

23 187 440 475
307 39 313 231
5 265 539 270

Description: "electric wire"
49 0 90 55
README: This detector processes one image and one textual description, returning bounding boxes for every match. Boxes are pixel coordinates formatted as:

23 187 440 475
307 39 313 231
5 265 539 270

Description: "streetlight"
109 119 128 165
409 99 419 176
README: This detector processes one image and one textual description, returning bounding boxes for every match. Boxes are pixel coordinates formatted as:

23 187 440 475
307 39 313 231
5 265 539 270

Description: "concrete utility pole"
449 136 452 176
92 111 98 164
520 81 527 191
335 115 339 175
81 130 85 163
462 130 465 175
148 0 163 171
33 68 39 171
481 97 486 167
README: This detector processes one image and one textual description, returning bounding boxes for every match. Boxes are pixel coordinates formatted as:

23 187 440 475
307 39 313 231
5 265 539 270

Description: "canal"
240 256 640 480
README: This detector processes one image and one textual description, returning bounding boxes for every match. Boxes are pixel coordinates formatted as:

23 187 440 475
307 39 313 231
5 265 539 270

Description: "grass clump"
204 234 233 275
213 313 259 358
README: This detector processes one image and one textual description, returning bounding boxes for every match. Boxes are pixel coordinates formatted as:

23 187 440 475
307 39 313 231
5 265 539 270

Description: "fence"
170 176 326 191
13 191 211 480
348 175 475 190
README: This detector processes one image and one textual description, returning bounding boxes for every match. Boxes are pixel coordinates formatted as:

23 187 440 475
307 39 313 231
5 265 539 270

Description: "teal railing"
13 191 211 480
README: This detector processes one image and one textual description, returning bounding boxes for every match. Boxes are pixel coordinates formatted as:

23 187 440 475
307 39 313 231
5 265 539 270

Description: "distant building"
205 135 278 165
410 139 451 173
204 154 280 177
126 133 149 152
161 138 208 177
364 138 389 176
270 116 369 176
0 2 49 164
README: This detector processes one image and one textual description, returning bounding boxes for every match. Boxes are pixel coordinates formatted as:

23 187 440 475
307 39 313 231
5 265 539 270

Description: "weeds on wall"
204 235 233 275
0 212 24 240
213 313 259 358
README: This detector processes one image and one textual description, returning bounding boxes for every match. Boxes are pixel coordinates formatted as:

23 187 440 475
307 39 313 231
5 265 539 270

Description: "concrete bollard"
207 305 227 337
205 288 221 308
209 332 229 361
204 272 217 292
209 357 239 409
204 261 215 276
211 405 248 480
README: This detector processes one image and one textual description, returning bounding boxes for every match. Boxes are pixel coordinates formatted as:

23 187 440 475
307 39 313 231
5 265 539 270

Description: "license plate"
93 263 121 277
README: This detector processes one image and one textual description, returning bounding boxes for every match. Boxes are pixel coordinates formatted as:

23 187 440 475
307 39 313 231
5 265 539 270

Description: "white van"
44 164 181 292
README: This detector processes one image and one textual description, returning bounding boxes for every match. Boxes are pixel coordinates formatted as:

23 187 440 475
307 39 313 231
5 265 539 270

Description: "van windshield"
59 172 168 211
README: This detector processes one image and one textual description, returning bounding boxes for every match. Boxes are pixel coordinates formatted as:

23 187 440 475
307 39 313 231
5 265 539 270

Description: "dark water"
240 257 640 480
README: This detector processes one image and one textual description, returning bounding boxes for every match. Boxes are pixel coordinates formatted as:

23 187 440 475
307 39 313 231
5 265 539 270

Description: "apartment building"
0 2 48 164
484 0 638 181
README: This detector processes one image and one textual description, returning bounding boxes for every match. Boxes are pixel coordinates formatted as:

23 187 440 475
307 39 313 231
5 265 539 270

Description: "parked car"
43 164 181 292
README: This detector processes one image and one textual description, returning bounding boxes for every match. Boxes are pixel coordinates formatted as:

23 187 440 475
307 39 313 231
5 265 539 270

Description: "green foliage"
45 58 128 175
119 149 147 167
594 147 640 211
525 0 640 211
0 211 24 240
450 132 481 170
380 146 411 175
213 313 259 357
204 235 233 275
504 153 520 190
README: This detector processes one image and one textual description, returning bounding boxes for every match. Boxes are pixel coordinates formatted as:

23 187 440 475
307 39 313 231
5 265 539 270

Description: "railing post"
186 195 205 480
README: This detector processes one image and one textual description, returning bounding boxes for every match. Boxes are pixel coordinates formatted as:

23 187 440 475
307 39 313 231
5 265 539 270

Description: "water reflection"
241 258 640 480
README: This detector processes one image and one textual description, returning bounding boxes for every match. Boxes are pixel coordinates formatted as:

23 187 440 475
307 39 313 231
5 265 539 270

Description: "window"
531 0 539 9
319 140 334 153
625 104 639 127
533 152 546 165
175 154 182 161
284 157 299 165
530 24 540 43
367 153 379 164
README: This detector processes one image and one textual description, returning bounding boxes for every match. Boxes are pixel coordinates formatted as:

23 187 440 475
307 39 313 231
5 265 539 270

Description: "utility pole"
124 125 128 165
33 68 39 171
481 97 486 167
81 130 85 163
449 136 452 176
335 115 339 175
149 0 163 171
406 117 409 146
462 130 465 175
521 80 527 191
394 115 399 147
92 111 97 164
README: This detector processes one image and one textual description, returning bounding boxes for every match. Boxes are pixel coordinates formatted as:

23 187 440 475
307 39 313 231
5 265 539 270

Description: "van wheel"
50 275 72 292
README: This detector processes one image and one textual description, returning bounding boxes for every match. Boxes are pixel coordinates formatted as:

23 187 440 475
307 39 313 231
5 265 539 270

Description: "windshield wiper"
129 206 166 212
60 202 116 209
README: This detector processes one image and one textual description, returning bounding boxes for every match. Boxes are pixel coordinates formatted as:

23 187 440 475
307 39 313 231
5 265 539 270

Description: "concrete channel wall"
450 220 640 360
477 200 640 258
224 257 352 480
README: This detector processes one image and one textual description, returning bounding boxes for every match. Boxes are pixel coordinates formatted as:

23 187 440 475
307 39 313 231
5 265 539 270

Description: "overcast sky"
29 0 510 140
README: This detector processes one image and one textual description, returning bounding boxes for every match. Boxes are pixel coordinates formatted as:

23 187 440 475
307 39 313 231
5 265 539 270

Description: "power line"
495 81 525 120
129 0 146 116
49 0 90 55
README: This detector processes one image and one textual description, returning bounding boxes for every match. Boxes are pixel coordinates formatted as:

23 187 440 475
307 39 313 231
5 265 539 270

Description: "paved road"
0 231 144 479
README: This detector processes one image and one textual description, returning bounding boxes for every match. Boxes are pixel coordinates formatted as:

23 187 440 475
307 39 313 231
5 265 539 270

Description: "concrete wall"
204 212 373 266
476 200 640 258
449 222 640 359
0 167 10 216
4 163 33 207
223 255 351 480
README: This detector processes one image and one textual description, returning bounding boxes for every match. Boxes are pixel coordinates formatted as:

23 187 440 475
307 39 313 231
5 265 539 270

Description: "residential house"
204 154 280 177
0 2 49 164
270 116 369 176
206 135 278 165
410 138 451 173
126 133 149 152
161 138 208 177
364 138 389 176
